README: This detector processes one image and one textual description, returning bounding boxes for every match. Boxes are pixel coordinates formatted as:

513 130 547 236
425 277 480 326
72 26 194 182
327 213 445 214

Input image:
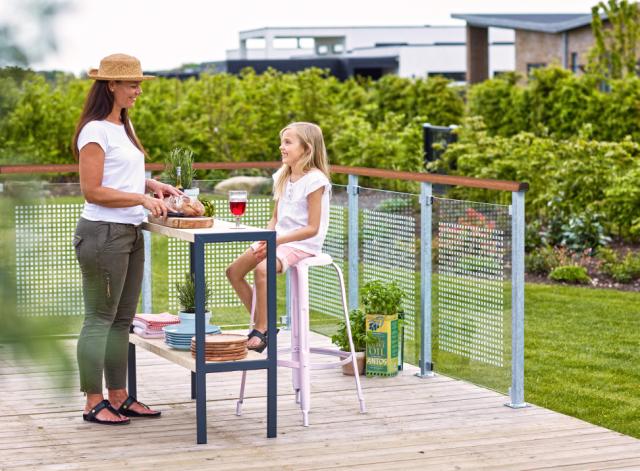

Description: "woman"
72 53 180 425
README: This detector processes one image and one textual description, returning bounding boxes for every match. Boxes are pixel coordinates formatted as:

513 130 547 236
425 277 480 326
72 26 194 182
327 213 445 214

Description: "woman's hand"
146 179 182 198
142 194 168 218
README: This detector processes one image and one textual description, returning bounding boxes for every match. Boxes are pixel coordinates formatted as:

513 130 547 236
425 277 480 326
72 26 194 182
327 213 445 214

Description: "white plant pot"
183 188 200 198
178 310 211 325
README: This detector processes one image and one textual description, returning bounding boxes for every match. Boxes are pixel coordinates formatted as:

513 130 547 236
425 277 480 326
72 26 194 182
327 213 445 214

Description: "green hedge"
0 67 464 189
467 67 640 142
436 117 640 239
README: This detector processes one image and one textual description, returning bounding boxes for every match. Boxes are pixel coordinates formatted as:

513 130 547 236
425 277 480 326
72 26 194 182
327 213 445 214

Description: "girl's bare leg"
248 259 283 348
226 249 260 312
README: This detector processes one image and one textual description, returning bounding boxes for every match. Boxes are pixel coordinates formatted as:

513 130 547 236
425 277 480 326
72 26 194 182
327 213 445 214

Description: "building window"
317 45 329 55
273 37 298 49
332 44 344 53
570 52 579 73
527 63 547 74
298 37 314 49
428 71 466 82
246 38 265 49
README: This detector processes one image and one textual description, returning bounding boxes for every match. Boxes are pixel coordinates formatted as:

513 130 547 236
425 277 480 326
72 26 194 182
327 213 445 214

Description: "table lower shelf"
129 333 264 372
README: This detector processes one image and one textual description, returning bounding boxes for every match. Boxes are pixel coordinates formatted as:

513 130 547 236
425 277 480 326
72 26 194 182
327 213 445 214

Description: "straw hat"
88 53 155 81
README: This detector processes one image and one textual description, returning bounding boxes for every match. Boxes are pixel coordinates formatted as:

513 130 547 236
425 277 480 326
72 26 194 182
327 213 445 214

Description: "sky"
3 0 599 75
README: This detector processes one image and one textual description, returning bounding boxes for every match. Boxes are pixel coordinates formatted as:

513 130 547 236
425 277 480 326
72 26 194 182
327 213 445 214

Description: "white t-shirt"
274 167 331 255
77 120 146 225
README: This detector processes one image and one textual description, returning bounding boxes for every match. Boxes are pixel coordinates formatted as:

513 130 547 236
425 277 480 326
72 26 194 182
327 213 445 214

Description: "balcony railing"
0 162 527 408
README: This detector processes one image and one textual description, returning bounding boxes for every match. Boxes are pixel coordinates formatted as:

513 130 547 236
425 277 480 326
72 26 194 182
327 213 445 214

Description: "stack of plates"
190 334 248 361
162 324 221 350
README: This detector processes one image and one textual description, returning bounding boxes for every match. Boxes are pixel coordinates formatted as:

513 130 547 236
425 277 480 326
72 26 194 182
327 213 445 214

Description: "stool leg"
289 267 301 400
333 263 366 414
297 264 311 426
236 371 247 416
236 286 257 415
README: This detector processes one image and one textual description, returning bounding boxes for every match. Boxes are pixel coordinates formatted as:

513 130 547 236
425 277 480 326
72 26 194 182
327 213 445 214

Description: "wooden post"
466 25 489 84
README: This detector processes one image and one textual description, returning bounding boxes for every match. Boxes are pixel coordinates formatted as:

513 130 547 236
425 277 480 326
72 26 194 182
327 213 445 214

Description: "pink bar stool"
236 253 366 426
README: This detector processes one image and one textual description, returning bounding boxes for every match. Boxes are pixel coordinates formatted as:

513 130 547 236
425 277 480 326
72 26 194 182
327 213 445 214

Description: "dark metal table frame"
127 220 278 444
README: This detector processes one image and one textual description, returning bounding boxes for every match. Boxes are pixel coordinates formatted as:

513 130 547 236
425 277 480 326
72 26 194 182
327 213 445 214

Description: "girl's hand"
142 194 168 218
146 179 182 198
252 237 281 261
251 241 267 261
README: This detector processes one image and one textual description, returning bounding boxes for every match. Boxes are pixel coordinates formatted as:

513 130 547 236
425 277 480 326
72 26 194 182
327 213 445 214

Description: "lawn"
524 283 640 439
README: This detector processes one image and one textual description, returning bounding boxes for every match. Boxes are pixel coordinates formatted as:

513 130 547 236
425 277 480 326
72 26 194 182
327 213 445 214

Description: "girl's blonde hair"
273 122 331 200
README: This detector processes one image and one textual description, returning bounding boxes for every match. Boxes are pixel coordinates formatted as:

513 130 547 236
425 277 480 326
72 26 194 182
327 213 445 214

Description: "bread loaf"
164 195 205 217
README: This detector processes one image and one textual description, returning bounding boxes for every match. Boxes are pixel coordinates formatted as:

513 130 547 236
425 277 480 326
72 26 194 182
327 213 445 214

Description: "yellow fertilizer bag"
365 313 399 377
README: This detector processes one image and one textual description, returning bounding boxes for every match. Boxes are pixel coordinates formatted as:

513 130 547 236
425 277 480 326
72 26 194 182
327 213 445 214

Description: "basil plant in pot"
175 273 212 325
361 280 405 376
362 280 405 317
331 308 373 376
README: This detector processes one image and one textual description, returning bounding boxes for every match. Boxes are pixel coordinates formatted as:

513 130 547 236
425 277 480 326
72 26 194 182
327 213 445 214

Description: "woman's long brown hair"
71 80 147 160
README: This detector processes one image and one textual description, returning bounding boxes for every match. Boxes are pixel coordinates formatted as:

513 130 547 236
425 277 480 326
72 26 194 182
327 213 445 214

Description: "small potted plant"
361 280 405 377
165 147 198 197
175 273 212 325
331 308 373 375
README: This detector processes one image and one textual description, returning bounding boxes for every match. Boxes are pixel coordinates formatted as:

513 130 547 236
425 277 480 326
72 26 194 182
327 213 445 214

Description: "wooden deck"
1 330 639 471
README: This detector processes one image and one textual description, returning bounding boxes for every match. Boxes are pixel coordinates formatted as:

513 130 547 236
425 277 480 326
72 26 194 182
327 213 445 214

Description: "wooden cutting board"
148 215 214 229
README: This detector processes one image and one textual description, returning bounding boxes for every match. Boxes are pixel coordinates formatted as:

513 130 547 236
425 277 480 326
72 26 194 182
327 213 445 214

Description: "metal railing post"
417 182 434 378
141 170 153 313
347 174 359 310
508 190 527 408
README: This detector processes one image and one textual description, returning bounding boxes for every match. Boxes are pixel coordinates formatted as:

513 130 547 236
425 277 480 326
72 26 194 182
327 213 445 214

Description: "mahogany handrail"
0 162 528 192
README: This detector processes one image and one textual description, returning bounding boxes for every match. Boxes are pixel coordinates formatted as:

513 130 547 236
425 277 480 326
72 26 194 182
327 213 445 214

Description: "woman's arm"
79 142 168 217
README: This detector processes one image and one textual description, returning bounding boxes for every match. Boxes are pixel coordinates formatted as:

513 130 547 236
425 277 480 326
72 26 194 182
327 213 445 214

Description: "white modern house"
225 26 514 81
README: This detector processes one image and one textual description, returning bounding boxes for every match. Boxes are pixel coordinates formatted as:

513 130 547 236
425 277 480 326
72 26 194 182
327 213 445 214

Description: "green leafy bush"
374 197 415 214
0 68 464 177
438 117 640 241
466 66 640 142
598 248 640 283
548 265 592 284
331 308 374 352
361 280 405 316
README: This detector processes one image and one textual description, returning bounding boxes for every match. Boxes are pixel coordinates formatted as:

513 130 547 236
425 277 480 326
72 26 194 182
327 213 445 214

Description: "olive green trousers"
74 218 144 394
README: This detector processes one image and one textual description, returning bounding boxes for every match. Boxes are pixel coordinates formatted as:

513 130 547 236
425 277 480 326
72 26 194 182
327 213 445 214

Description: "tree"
589 0 640 79
0 0 70 67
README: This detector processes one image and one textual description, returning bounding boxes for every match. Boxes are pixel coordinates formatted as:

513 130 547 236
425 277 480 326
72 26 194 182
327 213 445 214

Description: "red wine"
229 201 246 216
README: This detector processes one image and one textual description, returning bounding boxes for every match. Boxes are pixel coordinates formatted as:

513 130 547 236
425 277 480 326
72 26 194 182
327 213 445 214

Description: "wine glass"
228 190 247 229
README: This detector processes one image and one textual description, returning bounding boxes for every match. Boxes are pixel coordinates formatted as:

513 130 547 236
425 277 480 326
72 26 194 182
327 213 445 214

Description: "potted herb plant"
165 147 198 197
361 280 405 377
331 308 373 376
175 273 212 325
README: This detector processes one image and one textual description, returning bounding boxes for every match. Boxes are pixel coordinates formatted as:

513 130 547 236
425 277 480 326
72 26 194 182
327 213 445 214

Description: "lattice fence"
434 198 511 367
15 204 83 316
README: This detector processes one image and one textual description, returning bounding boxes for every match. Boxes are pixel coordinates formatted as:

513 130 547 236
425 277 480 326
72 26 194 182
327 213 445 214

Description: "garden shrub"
0 68 465 173
438 117 640 240
548 265 592 284
466 66 640 142
597 248 640 283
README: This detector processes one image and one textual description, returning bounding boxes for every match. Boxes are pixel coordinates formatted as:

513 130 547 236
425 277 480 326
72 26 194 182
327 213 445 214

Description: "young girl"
226 122 332 352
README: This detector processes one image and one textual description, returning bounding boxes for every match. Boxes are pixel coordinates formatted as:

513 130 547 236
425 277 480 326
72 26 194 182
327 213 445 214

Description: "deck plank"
0 331 638 470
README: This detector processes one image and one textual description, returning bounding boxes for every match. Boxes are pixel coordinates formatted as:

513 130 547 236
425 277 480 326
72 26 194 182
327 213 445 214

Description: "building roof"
450 13 595 33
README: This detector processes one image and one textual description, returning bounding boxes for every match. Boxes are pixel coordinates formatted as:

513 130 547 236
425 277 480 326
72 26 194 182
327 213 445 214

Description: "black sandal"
83 399 130 425
117 395 161 418
247 328 279 353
